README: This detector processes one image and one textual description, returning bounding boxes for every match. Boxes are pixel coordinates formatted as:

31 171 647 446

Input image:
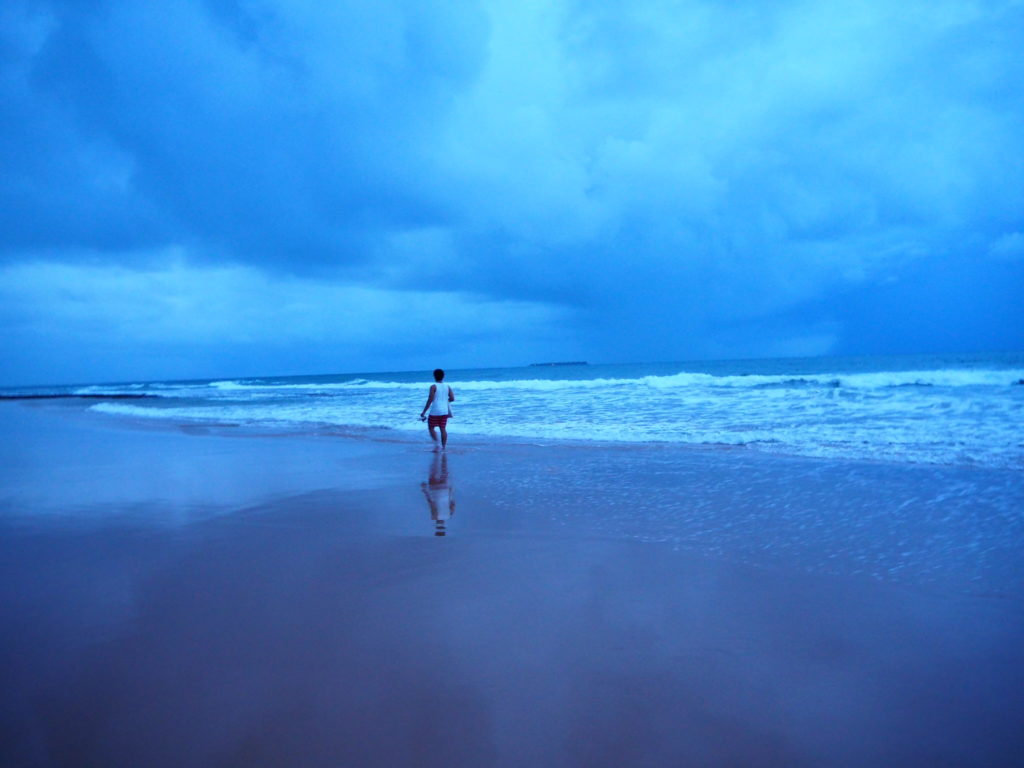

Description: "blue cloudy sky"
2 0 1022 385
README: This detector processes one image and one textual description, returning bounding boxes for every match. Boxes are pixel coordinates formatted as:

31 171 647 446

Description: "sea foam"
62 355 1024 469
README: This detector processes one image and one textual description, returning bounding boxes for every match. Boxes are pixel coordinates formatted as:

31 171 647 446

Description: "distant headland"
529 361 588 367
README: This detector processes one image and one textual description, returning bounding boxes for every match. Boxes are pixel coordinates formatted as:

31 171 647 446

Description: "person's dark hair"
433 368 445 382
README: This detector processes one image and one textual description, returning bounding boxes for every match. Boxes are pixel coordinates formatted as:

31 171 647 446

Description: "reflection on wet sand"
421 452 455 536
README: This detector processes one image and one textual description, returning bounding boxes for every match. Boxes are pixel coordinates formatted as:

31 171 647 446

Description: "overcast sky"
2 0 1022 385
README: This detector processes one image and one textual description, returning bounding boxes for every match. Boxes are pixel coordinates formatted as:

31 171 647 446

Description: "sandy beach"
2 401 1023 767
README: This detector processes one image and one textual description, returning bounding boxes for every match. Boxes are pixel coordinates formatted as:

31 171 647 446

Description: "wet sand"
1 403 1023 767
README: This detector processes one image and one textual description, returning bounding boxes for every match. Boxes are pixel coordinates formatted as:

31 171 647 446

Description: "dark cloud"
1 0 1022 383
2 0 489 264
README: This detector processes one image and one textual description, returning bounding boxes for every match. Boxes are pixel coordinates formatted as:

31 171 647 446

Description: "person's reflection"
421 452 455 536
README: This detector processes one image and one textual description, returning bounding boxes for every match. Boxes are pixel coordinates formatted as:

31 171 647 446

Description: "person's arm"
448 387 455 402
420 385 437 420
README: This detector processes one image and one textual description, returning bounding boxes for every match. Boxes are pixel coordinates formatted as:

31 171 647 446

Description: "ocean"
5 352 1022 470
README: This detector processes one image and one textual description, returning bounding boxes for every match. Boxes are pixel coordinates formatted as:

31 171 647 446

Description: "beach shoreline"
18 390 1023 473
13 352 1020 471
2 401 1023 766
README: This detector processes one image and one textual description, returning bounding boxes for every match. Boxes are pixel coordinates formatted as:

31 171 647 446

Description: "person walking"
419 368 455 449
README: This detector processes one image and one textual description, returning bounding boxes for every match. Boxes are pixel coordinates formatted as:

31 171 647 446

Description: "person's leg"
428 424 438 444
439 424 447 449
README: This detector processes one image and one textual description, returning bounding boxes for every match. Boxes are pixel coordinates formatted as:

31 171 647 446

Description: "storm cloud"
2 0 1022 384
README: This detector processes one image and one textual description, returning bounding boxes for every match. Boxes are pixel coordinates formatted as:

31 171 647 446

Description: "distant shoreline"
529 361 588 367
0 393 156 401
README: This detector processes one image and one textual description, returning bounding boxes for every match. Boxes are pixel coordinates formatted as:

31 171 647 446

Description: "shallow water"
5 352 1023 468
3 403 1021 596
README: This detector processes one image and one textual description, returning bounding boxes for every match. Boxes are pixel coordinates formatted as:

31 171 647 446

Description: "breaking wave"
204 367 1024 394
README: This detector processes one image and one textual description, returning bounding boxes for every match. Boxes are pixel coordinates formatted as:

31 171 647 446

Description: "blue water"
5 352 1023 469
